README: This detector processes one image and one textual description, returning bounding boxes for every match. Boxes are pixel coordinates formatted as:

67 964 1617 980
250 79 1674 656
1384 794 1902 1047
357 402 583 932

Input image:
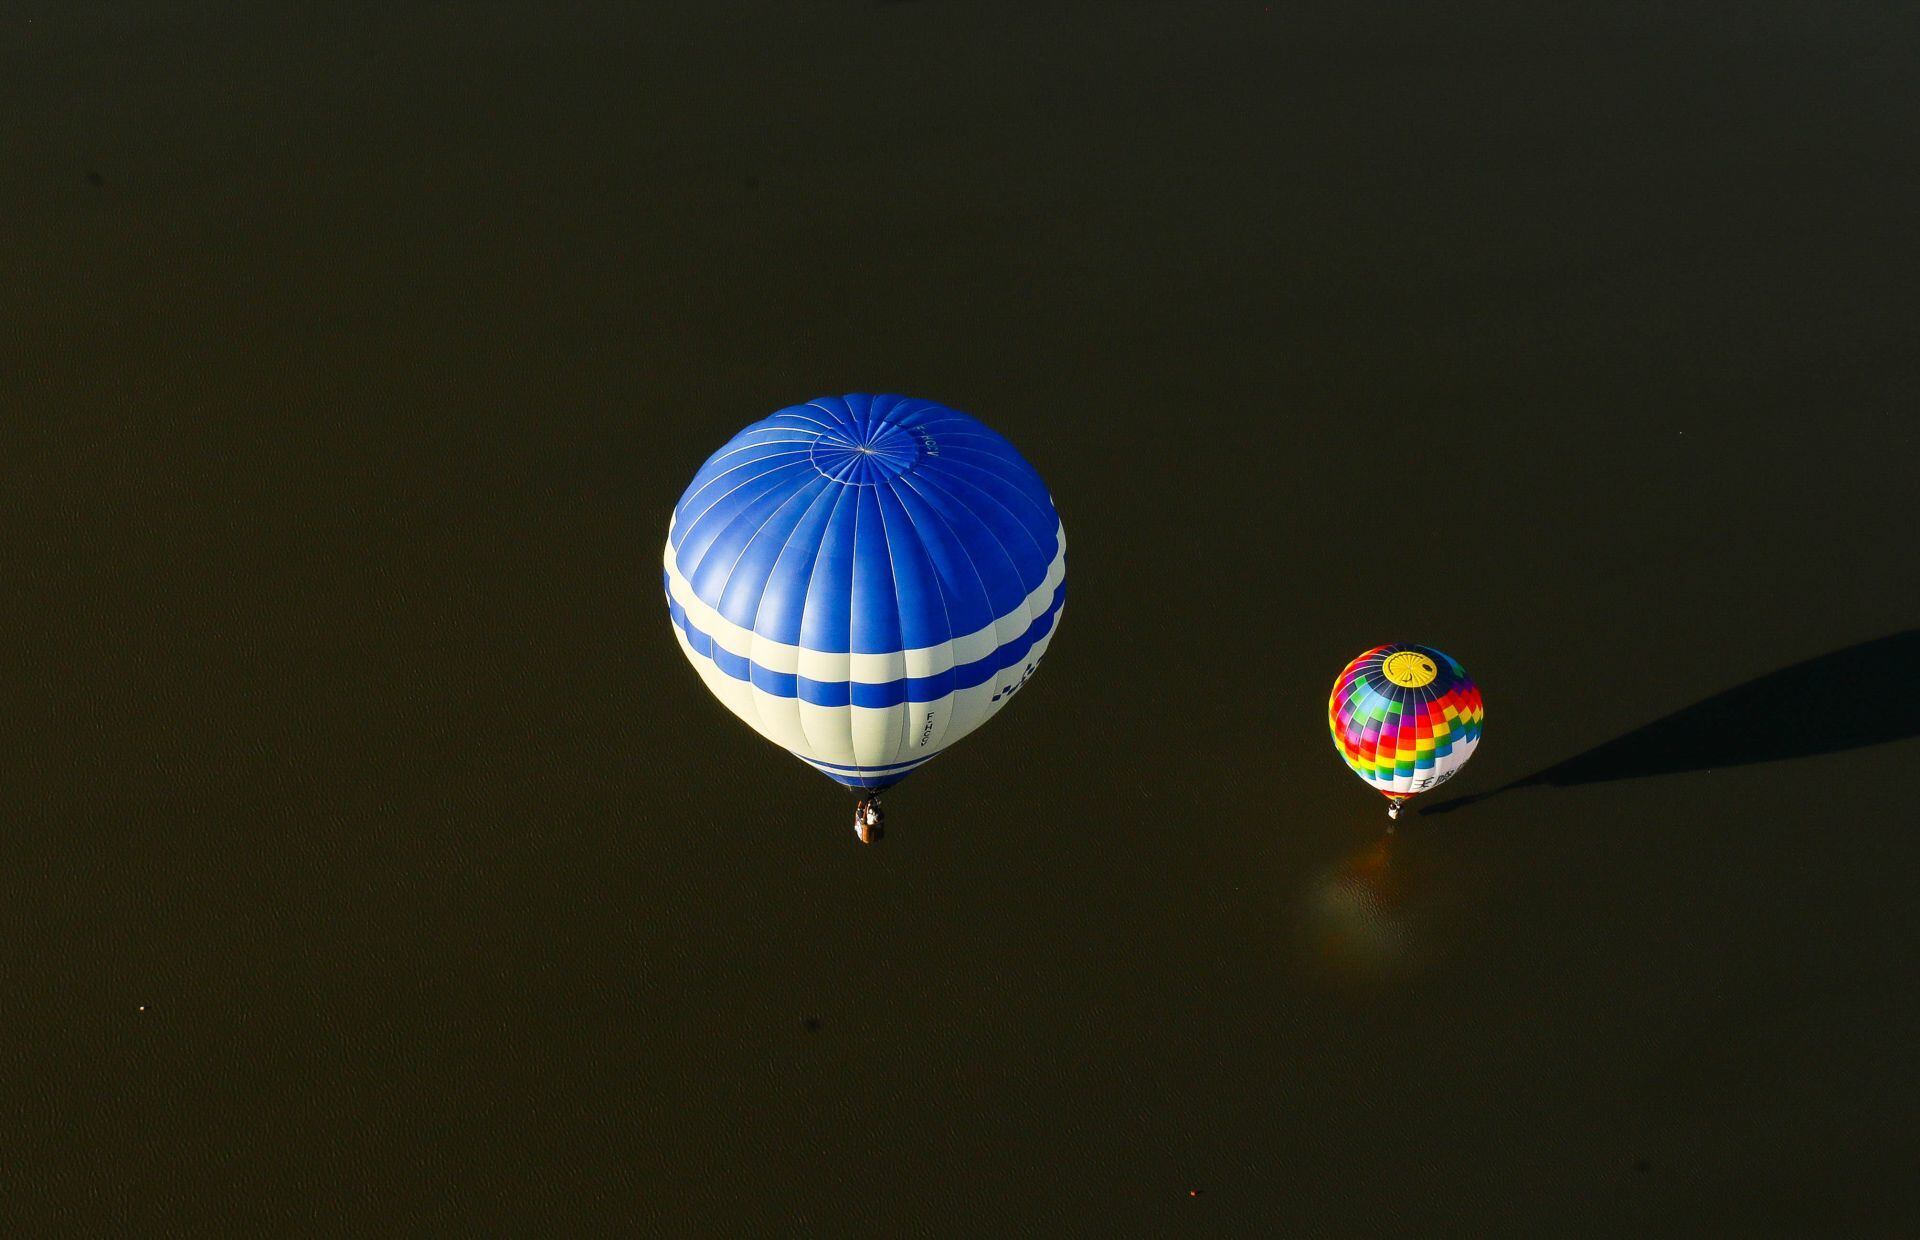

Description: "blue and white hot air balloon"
663 394 1066 842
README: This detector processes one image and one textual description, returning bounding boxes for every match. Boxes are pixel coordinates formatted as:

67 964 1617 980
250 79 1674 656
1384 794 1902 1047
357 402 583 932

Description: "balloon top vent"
810 420 922 485
1381 651 1438 688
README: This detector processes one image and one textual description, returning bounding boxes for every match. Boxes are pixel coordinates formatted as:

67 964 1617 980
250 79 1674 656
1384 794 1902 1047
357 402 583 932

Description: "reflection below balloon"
1300 838 1454 983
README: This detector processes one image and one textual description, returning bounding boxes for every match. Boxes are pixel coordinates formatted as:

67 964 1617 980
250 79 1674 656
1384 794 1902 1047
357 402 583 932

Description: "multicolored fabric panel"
1328 644 1483 799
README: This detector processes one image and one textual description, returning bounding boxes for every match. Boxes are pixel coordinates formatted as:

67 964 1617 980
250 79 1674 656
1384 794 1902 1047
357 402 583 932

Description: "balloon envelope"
664 395 1065 791
1329 644 1483 801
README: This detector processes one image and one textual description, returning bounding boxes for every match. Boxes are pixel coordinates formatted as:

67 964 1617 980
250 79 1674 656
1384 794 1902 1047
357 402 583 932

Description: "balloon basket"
854 793 885 845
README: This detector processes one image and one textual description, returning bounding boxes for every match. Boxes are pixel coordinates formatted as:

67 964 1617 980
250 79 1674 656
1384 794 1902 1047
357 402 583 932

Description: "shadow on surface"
1424 629 1920 815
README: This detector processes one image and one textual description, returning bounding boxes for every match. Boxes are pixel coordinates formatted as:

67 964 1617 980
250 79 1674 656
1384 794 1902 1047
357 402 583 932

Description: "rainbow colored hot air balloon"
664 394 1065 842
1329 644 1483 821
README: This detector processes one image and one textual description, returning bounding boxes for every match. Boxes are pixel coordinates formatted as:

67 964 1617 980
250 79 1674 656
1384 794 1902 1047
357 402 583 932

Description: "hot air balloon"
663 394 1066 842
1328 644 1483 822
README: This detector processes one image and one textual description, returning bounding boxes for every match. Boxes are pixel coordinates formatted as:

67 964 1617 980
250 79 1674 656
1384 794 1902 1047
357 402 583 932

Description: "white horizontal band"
663 518 1065 680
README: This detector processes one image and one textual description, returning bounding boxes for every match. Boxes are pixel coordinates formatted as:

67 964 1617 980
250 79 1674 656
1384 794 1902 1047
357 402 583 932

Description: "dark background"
7 2 1918 1233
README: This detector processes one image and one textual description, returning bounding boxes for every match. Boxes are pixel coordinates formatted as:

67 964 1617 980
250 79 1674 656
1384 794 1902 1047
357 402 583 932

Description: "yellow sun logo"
1381 651 1438 688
